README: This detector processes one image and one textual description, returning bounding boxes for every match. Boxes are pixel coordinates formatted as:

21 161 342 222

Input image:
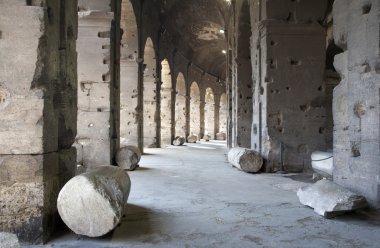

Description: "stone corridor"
25 142 380 248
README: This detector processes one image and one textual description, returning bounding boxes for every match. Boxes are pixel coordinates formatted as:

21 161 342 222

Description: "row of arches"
141 53 228 147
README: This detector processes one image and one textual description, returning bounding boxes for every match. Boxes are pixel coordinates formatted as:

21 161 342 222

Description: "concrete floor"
26 141 380 248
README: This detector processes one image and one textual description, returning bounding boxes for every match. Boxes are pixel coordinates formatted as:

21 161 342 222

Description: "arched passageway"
160 59 172 146
143 38 157 148
190 82 201 139
204 88 215 139
175 73 187 138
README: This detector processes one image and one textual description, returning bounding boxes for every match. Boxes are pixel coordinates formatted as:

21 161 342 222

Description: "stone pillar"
160 60 172 146
199 87 206 139
0 0 77 243
76 0 120 167
333 0 380 208
214 94 221 138
120 0 139 147
250 0 328 172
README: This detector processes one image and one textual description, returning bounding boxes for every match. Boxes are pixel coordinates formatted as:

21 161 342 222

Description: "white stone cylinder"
187 135 198 143
116 146 141 171
57 166 131 237
173 136 185 146
228 147 263 173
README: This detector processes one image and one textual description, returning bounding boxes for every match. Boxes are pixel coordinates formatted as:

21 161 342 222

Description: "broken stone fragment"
202 135 210 141
187 134 198 143
57 166 131 237
297 179 368 218
116 146 141 171
173 136 185 146
216 132 226 140
228 147 263 173
0 232 20 248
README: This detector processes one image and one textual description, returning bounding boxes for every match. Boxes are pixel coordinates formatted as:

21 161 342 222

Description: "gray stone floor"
25 141 380 248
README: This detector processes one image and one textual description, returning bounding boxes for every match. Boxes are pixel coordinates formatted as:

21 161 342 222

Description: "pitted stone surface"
116 146 141 171
173 136 185 146
297 179 368 218
57 166 131 237
228 147 263 173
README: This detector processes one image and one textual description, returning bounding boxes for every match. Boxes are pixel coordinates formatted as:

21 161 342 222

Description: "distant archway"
175 73 187 138
143 37 157 148
190 82 201 139
204 88 215 139
160 59 172 146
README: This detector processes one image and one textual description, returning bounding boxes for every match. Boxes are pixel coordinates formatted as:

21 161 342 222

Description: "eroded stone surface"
228 147 263 173
0 232 20 248
297 179 368 218
173 136 185 146
57 166 131 237
187 135 198 143
116 146 141 171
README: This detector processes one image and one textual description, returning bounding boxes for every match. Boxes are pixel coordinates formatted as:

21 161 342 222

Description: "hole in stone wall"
286 12 294 22
318 85 323 91
319 127 325 134
270 41 277 46
102 73 110 82
362 4 372 14
0 31 2 39
98 31 111 38
300 104 311 112
286 87 291 91
290 59 302 66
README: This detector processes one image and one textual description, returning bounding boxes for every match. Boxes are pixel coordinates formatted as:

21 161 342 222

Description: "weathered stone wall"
204 88 215 139
0 0 77 243
333 0 380 208
120 0 139 147
175 73 187 138
233 1 253 148
219 93 228 135
228 0 328 172
76 0 120 167
160 59 172 145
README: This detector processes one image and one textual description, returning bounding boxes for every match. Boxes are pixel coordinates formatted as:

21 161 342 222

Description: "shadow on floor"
334 208 380 226
111 204 156 242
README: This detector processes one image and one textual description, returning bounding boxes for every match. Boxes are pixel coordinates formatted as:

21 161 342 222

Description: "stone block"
116 146 141 171
187 135 198 143
228 147 263 173
57 166 131 237
297 179 368 218
173 136 185 146
0 232 20 248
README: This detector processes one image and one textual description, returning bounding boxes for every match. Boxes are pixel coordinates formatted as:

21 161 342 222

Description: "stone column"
250 0 328 172
333 0 380 208
214 93 221 138
199 87 206 139
120 0 139 147
76 0 120 167
0 0 77 243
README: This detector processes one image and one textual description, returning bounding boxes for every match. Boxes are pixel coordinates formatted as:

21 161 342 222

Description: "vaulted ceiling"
159 0 230 79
